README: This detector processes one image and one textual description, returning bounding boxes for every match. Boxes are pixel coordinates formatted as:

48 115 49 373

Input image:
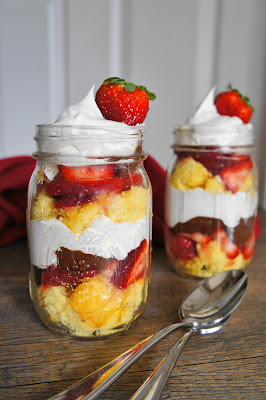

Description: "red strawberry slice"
45 171 143 208
41 266 76 288
241 232 255 260
215 229 239 259
126 240 148 287
195 152 231 175
235 154 252 163
104 239 148 289
219 158 253 193
41 265 98 288
45 175 95 197
96 77 156 126
169 235 197 260
58 164 116 183
184 232 211 246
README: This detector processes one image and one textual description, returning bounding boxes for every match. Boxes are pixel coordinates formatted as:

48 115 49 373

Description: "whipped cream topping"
29 216 150 268
54 86 139 131
35 86 143 161
175 87 253 146
166 185 258 228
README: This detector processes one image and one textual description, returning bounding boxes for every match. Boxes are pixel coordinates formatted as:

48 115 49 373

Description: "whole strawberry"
95 77 156 126
215 84 253 124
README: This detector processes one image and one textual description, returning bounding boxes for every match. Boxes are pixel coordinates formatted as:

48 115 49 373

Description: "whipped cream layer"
166 184 258 228
29 216 150 268
35 86 143 160
175 88 253 146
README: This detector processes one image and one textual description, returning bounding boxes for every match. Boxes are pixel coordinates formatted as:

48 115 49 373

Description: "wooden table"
1 212 266 400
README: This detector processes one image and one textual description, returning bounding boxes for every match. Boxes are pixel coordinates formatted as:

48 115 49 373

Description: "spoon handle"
129 329 194 400
47 321 187 400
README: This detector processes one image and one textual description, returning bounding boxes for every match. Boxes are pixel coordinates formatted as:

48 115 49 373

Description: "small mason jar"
165 125 258 278
27 125 152 338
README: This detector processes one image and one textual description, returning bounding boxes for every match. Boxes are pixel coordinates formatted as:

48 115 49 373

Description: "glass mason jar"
28 125 152 338
165 126 258 278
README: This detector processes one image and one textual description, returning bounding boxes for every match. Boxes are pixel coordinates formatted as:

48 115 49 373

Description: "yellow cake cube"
58 201 102 234
31 189 58 220
170 157 210 190
204 176 226 193
99 186 150 223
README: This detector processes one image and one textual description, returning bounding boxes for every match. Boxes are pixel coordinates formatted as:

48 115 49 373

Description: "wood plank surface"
0 212 265 400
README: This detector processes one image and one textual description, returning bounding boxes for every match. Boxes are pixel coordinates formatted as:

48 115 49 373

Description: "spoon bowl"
179 269 247 328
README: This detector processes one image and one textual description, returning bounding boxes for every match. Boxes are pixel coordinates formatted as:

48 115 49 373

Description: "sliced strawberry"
195 152 231 175
41 265 98 289
45 170 143 208
58 164 116 183
184 232 211 246
241 232 255 260
104 240 148 289
215 228 239 259
119 171 143 190
82 171 143 198
45 174 95 197
219 158 253 193
169 235 197 260
41 266 77 288
234 154 252 163
222 240 239 259
126 240 148 287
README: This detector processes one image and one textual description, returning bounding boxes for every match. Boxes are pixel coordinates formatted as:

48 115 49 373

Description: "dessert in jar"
28 78 156 338
165 85 258 278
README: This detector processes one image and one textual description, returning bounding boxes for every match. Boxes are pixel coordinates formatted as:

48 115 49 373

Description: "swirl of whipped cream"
35 86 144 161
175 87 253 146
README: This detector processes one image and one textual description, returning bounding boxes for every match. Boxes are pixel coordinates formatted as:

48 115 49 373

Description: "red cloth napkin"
144 155 167 243
0 155 261 246
0 156 35 246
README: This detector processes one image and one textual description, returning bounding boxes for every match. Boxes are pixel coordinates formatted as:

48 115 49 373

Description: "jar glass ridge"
28 125 152 338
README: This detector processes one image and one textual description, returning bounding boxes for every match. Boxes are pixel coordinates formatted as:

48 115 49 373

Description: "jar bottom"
166 244 251 279
29 274 149 339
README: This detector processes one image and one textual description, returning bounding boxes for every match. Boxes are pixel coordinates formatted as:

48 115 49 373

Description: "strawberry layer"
44 169 143 208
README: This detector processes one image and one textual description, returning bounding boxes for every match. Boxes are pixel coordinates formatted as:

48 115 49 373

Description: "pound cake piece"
170 157 211 190
38 275 148 336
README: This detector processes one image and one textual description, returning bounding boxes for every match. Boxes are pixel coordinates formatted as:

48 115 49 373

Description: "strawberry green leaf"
102 77 156 100
146 90 156 100
104 77 120 82
226 83 253 110
125 83 136 92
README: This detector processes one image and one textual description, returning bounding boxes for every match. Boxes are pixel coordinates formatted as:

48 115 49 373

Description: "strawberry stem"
103 77 156 100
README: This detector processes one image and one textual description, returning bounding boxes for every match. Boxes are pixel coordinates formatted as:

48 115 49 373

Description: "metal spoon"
130 281 246 400
47 269 247 400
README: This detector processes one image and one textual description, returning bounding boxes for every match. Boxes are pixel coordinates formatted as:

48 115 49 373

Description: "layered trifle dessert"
165 86 258 278
28 78 155 337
